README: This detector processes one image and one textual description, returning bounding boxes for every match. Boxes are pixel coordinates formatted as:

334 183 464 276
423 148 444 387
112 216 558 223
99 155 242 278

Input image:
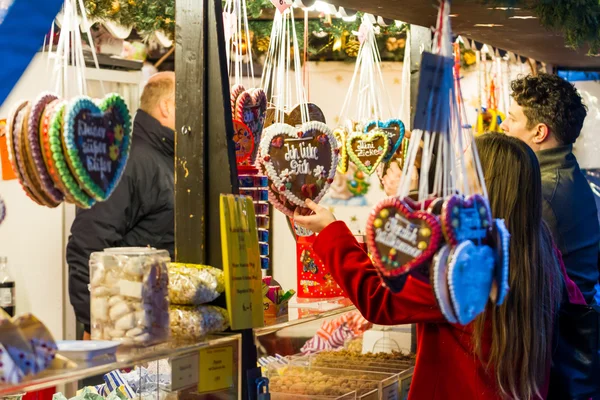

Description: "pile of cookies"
5 93 132 208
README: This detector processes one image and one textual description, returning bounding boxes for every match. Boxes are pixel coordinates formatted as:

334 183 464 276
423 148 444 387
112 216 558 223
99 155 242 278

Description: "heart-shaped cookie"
490 219 510 305
264 103 327 128
366 197 443 278
333 127 349 174
49 102 96 209
26 93 63 205
347 131 389 175
259 121 338 210
431 244 458 323
270 0 293 13
232 119 254 165
6 100 42 205
63 94 132 201
441 194 492 246
448 240 495 325
234 87 267 164
365 119 406 162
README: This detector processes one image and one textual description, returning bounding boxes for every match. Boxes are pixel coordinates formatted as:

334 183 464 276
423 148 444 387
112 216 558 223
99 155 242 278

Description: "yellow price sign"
197 346 234 393
220 194 264 330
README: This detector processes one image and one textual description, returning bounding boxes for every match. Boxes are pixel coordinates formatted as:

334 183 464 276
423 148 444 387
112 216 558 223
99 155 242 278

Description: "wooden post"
175 1 257 399
409 24 432 354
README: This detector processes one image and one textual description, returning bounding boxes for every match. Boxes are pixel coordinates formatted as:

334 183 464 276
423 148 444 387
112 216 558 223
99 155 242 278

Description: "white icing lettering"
375 214 422 258
283 139 319 175
355 141 383 158
78 119 106 138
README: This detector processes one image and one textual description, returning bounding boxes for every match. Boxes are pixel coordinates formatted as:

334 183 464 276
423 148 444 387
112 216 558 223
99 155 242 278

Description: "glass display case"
0 335 241 400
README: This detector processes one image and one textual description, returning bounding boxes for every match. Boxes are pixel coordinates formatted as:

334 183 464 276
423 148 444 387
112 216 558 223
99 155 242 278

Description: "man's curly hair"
511 74 587 145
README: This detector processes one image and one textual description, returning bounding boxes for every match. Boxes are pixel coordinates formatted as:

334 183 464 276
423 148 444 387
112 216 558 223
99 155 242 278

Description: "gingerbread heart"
490 219 510 305
431 244 458 323
270 0 292 13
264 103 326 129
365 119 406 162
63 94 132 202
232 119 254 165
234 87 267 164
347 131 389 175
27 93 63 204
230 83 245 114
366 197 443 278
441 194 492 246
49 102 96 209
333 127 349 174
257 159 303 217
259 121 337 210
448 240 495 325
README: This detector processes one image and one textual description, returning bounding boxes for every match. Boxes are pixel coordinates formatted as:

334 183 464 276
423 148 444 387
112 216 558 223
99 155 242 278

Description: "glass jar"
90 247 170 346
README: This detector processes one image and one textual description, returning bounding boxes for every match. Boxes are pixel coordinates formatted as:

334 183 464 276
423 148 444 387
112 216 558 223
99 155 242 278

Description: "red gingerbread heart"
441 194 492 246
233 86 267 164
366 197 443 278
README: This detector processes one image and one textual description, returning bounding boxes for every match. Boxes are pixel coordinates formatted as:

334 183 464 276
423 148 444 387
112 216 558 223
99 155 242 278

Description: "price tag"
197 346 234 393
220 194 264 330
171 352 199 391
382 381 399 400
270 0 293 13
413 52 454 134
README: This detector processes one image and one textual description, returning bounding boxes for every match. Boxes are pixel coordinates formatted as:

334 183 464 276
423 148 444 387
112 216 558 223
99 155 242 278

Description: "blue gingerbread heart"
448 240 495 325
364 119 406 162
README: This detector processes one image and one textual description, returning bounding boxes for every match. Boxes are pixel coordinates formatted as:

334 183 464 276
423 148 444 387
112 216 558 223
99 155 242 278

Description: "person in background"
500 73 600 305
295 134 583 399
67 71 175 339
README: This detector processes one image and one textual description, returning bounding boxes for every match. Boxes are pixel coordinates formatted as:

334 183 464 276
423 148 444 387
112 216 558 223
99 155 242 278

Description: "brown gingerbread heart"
264 103 326 128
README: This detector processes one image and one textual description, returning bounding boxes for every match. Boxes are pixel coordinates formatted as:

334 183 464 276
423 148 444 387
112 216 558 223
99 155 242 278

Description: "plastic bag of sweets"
90 248 170 346
169 305 229 340
167 263 225 305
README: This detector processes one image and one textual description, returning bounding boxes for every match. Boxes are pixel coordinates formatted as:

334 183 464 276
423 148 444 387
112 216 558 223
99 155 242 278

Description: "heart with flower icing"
366 197 443 278
259 121 338 213
63 94 131 201
347 131 389 175
441 194 492 245
448 240 495 325
364 119 405 162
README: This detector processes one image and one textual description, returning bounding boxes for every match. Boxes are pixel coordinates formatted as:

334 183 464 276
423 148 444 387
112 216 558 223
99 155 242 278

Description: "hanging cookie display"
347 131 389 176
259 5 334 216
260 121 337 210
366 197 443 292
365 0 510 326
364 118 406 162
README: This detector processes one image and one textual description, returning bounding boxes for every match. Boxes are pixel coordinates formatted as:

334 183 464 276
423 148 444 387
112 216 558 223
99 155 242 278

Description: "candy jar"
90 247 170 346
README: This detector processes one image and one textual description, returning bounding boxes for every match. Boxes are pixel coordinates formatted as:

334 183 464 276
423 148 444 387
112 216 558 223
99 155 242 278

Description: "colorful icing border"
364 118 406 162
63 94 132 201
441 194 492 246
366 197 443 278
259 121 338 208
40 99 75 204
447 240 495 325
492 219 510 305
346 131 389 176
431 244 458 323
27 92 63 204
333 127 349 174
230 84 245 114
48 103 95 209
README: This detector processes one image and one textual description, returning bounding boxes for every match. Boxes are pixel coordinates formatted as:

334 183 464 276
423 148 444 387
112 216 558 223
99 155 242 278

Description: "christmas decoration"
347 170 370 197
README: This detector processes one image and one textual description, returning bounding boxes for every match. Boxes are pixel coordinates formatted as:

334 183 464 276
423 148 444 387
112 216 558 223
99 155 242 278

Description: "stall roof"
327 0 600 68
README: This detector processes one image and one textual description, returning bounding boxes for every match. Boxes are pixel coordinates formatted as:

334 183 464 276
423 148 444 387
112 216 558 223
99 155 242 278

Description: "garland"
84 0 600 54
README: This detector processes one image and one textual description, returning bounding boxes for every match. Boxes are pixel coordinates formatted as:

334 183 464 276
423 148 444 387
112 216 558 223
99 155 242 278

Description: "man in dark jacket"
501 73 600 305
67 72 175 336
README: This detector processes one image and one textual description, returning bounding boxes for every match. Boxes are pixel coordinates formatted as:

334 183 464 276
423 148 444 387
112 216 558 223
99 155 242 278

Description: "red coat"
313 221 558 400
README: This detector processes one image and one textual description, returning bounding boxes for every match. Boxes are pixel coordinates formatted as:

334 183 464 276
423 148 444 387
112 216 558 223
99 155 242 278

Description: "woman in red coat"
294 134 578 399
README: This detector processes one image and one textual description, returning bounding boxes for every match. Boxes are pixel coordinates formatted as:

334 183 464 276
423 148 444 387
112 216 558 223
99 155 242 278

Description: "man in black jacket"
501 73 600 305
67 72 175 337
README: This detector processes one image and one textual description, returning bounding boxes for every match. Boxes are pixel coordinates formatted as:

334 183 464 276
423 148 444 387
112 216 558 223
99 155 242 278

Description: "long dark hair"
474 133 562 399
